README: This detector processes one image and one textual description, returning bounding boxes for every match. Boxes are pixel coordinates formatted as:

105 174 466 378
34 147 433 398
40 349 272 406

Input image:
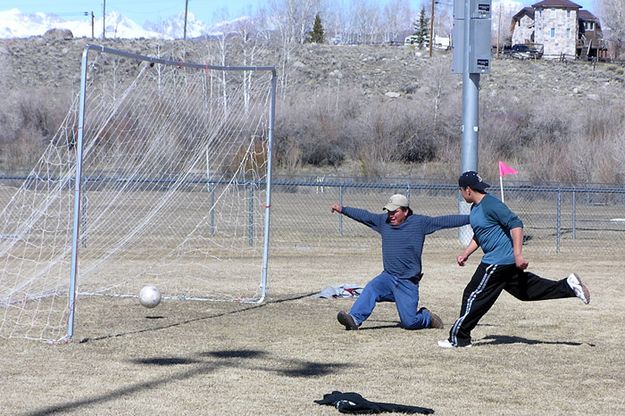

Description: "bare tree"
492 0 519 53
382 0 413 44
324 7 346 43
268 0 324 44
348 0 382 44
599 0 625 58
232 16 271 112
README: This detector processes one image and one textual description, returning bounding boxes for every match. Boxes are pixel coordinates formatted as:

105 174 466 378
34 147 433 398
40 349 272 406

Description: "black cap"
459 171 490 191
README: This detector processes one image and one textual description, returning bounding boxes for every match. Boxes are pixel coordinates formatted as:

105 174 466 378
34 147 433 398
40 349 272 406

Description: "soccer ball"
139 285 161 308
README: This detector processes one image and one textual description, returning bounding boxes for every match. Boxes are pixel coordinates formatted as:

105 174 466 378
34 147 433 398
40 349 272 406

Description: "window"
567 28 571 38
550 28 555 38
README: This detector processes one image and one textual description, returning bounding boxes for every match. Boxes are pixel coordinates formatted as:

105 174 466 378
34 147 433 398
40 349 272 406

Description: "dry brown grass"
0 247 623 416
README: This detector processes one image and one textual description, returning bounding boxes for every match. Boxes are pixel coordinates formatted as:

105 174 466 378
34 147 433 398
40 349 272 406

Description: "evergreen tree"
308 13 325 44
412 6 430 49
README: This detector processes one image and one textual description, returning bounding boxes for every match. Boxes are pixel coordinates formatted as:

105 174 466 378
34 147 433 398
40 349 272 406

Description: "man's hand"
330 203 342 214
515 254 529 270
457 253 470 267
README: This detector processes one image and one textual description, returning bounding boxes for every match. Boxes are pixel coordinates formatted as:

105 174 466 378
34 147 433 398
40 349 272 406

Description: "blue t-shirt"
469 194 524 265
341 207 469 279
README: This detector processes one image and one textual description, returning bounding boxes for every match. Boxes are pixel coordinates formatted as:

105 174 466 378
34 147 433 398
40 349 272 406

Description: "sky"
0 0 259 25
0 0 599 26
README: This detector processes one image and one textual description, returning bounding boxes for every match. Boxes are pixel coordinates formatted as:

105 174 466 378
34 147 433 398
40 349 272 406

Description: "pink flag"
498 161 518 177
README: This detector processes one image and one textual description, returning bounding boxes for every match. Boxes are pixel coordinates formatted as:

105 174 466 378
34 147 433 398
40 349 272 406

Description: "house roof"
512 7 535 22
532 0 581 9
578 10 599 23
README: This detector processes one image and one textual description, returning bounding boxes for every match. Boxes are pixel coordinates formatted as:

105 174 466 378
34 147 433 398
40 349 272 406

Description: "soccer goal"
0 44 277 342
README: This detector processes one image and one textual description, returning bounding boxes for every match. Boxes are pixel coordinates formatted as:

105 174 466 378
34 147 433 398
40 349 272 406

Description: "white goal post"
0 44 277 342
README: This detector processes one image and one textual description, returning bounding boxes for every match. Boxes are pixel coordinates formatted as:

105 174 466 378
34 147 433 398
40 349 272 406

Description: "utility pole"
183 0 189 40
429 0 435 57
102 0 106 39
84 11 95 39
451 0 492 244
497 3 502 58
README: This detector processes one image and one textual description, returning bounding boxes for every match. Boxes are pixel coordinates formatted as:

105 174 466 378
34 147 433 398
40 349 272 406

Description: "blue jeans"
349 271 432 329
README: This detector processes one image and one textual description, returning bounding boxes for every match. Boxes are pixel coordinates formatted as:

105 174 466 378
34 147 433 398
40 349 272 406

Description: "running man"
438 171 590 348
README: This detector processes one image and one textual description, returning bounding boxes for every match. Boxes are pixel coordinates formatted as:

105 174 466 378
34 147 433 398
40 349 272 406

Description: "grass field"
1 247 623 415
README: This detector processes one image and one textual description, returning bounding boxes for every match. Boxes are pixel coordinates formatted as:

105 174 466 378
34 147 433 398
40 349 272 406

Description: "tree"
382 0 413 44
413 6 430 49
308 13 325 43
599 0 625 58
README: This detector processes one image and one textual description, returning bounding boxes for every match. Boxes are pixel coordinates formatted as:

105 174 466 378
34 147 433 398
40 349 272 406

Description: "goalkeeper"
331 194 469 330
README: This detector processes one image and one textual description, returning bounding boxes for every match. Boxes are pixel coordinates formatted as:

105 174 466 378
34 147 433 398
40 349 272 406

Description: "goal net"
0 45 276 342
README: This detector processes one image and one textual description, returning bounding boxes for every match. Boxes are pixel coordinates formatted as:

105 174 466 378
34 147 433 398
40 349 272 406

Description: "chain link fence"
2 174 624 260
269 176 625 259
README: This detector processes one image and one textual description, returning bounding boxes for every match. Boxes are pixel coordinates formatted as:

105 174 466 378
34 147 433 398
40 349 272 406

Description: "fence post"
81 188 88 248
209 182 216 236
556 188 562 253
247 183 254 246
338 185 344 237
572 190 576 240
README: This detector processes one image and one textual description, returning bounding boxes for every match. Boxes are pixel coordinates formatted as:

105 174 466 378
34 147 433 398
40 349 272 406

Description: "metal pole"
458 0 481 245
556 189 562 253
247 184 254 247
81 191 88 248
496 3 502 58
67 45 94 340
258 70 278 303
102 0 106 39
338 186 344 237
460 3 480 174
572 190 577 240
183 0 189 40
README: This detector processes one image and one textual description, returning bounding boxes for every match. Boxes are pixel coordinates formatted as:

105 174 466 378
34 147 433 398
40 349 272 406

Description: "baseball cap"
458 171 490 191
383 194 409 211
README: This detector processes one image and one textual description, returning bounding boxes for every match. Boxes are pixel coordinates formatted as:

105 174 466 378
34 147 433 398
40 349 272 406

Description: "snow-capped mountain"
145 12 209 39
102 10 165 39
0 9 207 39
0 8 255 40
207 15 256 37
0 8 71 38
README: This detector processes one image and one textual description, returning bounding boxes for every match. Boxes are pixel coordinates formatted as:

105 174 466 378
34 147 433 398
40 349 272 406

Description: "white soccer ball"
139 285 161 308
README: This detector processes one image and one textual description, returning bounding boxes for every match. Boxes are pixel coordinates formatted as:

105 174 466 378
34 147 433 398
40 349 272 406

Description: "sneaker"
567 273 590 304
437 339 472 349
429 311 444 329
337 311 359 330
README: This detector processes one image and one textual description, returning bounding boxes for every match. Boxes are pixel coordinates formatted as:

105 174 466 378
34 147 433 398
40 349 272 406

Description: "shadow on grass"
202 349 267 359
201 349 351 377
478 334 596 347
22 348 352 416
357 323 401 331
130 357 202 365
79 292 316 343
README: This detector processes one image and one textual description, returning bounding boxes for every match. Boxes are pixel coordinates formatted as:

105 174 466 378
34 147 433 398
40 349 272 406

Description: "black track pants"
448 263 576 347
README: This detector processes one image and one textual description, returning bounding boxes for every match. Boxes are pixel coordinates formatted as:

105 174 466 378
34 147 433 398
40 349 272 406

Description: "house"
511 7 535 45
510 0 607 60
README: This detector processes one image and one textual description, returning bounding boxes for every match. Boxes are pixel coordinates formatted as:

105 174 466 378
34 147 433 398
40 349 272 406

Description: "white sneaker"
437 339 472 349
567 273 590 304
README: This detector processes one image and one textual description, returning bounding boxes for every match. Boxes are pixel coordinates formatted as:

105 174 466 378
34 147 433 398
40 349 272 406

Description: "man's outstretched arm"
425 214 470 234
330 203 383 230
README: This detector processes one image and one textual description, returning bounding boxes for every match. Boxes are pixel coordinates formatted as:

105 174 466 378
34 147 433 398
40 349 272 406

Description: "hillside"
1 36 624 97
1 36 624 183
